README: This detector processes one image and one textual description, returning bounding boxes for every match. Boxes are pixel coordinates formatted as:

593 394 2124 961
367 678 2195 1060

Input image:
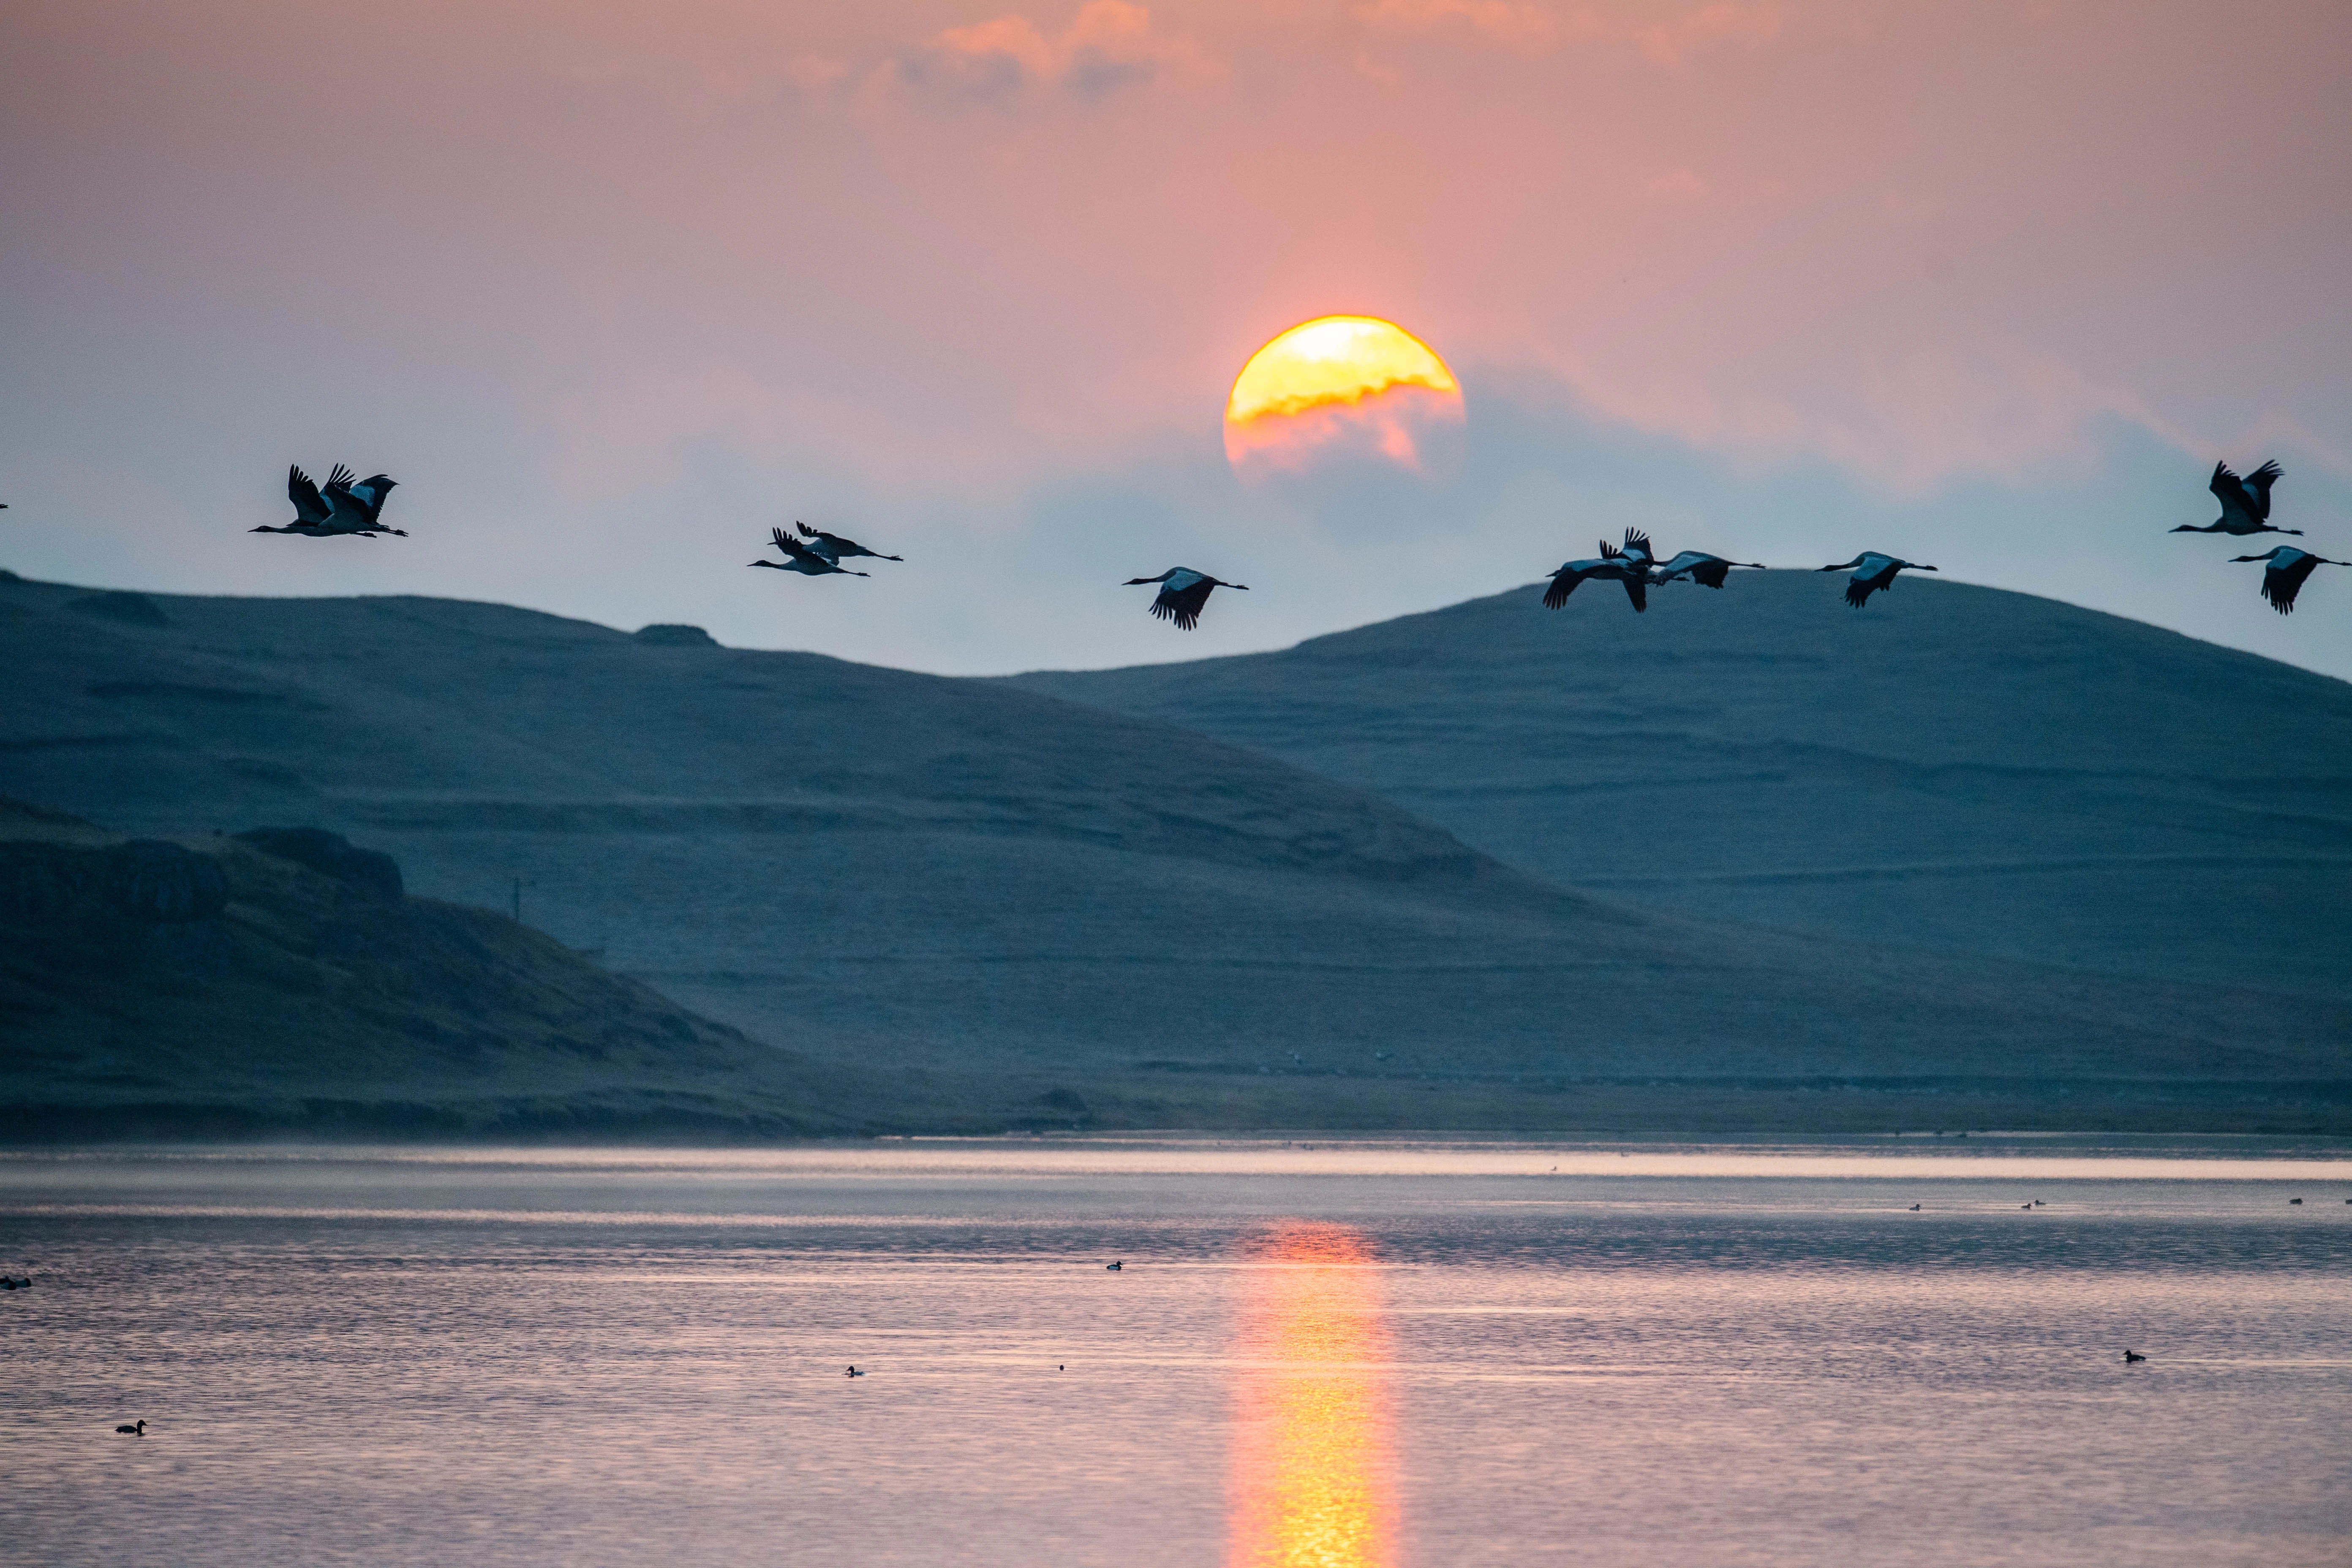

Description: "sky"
3 0 2349 678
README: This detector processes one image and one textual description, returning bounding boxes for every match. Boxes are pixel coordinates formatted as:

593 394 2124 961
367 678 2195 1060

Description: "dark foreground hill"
0 802 899 1139
1 570 2345 1135
1009 574 2352 1000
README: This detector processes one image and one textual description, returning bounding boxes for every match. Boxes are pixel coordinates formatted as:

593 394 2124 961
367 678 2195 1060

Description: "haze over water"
9 1140 2351 1566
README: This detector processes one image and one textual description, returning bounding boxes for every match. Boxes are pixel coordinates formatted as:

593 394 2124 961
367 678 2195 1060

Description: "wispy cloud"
889 2 1216 101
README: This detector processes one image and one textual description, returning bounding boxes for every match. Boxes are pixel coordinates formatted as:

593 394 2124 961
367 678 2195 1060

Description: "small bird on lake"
2175 460 2295 536
796 522 901 564
2122 1350 2146 1363
115 1420 145 1435
752 526 868 578
1820 552 1936 607
845 1365 865 1377
1650 550 1766 589
0 1275 29 1288
1909 1204 1921 1211
1125 569 1245 630
1105 1260 1122 1271
2230 546 2344 615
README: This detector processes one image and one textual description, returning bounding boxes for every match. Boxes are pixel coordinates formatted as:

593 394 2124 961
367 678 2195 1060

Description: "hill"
1008 574 2352 999
2 570 2345 1134
0 802 898 1138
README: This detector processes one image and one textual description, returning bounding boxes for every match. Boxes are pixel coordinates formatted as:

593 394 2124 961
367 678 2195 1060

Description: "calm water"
6 1140 2351 1566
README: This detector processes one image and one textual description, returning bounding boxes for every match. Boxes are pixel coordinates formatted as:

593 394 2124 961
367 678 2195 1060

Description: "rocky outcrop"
233 826 404 899
634 624 717 647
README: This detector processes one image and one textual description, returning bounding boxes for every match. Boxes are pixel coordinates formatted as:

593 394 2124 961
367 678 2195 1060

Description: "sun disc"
1225 316 1464 478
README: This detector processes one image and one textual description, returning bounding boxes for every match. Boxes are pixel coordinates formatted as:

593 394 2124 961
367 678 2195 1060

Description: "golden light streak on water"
1229 1223 1395 1568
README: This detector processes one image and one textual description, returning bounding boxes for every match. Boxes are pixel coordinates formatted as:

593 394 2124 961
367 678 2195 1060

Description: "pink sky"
3 0 2348 674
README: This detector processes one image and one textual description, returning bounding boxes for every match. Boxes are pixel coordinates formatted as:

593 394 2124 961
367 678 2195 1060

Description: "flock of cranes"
2178 459 2345 616
243 454 2339 629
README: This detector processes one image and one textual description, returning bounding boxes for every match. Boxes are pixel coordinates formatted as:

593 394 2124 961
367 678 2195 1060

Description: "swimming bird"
338 473 404 536
2175 460 2295 536
1543 533 1652 611
1125 569 1246 630
1105 1260 1122 1271
1908 1204 1921 1211
845 1365 865 1377
2230 546 2344 615
796 522 902 563
115 1420 145 1435
2121 1350 2145 1363
251 465 346 536
1651 550 1766 589
1819 552 1936 607
752 526 868 578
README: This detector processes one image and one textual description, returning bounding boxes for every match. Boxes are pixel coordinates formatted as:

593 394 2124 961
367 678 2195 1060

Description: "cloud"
891 2 1215 101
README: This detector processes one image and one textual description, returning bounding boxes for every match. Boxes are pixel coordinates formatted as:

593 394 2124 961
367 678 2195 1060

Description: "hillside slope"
0 803 897 1138
2 571 2344 1132
1008 574 2352 999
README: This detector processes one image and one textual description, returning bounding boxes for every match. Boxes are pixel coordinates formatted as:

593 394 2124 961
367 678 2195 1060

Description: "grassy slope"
1008 574 2352 998
2 572 2345 1135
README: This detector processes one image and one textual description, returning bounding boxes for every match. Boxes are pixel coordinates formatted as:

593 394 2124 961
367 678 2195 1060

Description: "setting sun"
1225 316 1465 477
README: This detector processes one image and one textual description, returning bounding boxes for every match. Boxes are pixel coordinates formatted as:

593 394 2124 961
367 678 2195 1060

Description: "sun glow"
1225 316 1464 476
1228 1223 1395 1568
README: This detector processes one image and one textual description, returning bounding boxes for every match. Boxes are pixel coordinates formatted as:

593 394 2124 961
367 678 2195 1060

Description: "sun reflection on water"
1229 1223 1395 1568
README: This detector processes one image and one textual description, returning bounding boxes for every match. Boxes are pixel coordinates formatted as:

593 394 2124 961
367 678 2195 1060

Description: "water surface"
8 1140 2350 1566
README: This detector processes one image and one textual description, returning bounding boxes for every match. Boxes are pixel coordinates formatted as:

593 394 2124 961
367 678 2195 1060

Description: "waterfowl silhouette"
2230 546 2344 615
2122 1350 2146 1363
1650 549 1766 589
844 1365 865 1377
1105 1260 1122 1271
1908 1204 1921 1211
251 465 345 537
752 526 869 578
115 1420 145 1435
1543 531 1653 611
796 522 901 563
1820 552 1936 607
338 473 404 536
1125 569 1245 630
2175 460 2295 536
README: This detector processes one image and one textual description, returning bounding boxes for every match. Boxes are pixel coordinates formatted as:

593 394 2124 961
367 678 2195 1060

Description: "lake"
6 1138 2350 1565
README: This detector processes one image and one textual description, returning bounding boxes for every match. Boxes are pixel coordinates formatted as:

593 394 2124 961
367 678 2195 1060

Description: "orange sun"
1225 316 1465 479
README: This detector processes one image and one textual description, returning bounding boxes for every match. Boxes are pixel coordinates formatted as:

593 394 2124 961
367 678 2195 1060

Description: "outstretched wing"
2245 460 2283 520
287 466 329 525
1152 577 1218 629
1621 573 1648 612
2262 551 2316 615
1542 565 1588 610
1686 558 1732 588
771 525 826 562
325 464 356 492
2210 461 2259 528
1620 528 1655 564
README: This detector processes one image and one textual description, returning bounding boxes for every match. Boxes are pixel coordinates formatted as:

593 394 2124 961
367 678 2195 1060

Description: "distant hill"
2 570 2345 1134
1008 574 2352 1000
